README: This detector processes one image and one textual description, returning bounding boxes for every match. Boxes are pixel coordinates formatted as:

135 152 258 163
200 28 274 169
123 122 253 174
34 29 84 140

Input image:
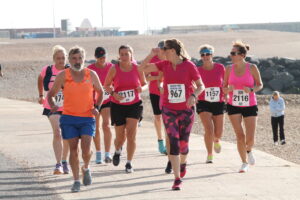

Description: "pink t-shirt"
228 63 257 107
149 56 161 96
156 60 201 110
198 63 225 102
40 65 64 110
88 62 113 105
111 63 141 105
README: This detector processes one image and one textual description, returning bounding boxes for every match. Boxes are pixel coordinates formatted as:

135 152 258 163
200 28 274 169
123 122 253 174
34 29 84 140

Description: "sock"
126 160 131 164
158 139 163 142
62 160 67 164
115 149 121 154
105 152 110 157
74 179 80 183
96 151 101 154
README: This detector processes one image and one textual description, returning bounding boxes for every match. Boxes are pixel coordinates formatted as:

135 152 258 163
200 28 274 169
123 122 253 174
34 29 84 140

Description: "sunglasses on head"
201 53 212 57
230 52 242 56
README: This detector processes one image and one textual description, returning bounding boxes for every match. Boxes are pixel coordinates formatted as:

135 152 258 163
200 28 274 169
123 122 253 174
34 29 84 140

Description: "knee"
179 140 189 155
236 133 245 142
102 122 110 131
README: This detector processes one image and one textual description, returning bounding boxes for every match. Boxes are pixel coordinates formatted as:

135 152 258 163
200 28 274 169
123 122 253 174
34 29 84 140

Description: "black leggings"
271 115 285 142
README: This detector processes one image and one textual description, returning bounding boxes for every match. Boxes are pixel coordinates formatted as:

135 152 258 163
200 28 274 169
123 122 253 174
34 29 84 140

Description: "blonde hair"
199 44 214 54
273 91 280 97
52 45 67 60
232 40 250 55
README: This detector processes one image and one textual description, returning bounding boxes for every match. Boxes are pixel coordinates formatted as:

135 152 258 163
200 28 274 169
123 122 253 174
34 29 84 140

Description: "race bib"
103 91 110 101
233 90 249 106
167 84 186 103
55 91 64 107
205 87 220 102
118 89 135 103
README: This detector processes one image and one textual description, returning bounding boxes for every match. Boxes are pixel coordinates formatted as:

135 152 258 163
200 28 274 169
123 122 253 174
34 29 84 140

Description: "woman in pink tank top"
196 44 225 164
37 45 69 175
223 41 263 173
87 47 113 164
104 45 147 173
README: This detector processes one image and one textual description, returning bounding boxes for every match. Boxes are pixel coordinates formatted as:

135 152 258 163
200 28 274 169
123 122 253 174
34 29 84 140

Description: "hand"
186 95 196 108
50 105 59 113
136 86 142 93
151 48 159 57
243 86 252 93
38 96 44 104
113 92 125 101
91 108 100 116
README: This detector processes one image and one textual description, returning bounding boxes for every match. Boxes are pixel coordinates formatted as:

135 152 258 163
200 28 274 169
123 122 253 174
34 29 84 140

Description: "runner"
196 45 225 164
104 45 147 173
146 41 167 155
88 47 113 164
47 46 104 192
141 39 204 190
37 45 69 175
223 41 263 173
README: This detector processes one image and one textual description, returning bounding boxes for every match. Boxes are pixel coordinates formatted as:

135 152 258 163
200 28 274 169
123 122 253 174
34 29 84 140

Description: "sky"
1 0 300 33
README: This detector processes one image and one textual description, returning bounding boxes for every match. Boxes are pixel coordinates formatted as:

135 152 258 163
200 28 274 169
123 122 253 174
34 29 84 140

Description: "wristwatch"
94 105 101 111
250 88 254 92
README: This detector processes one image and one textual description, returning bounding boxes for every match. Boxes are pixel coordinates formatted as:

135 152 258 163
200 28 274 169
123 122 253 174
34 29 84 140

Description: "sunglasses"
201 53 212 57
230 52 242 56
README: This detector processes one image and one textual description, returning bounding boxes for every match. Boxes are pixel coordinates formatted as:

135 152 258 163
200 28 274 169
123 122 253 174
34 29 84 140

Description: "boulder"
260 87 273 95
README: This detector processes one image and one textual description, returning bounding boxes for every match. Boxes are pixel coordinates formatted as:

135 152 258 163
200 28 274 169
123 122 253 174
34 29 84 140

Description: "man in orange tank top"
47 46 104 193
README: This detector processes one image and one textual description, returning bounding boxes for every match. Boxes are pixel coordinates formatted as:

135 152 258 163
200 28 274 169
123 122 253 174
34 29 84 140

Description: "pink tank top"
111 63 141 105
228 63 257 107
198 63 225 102
87 62 112 105
149 56 161 96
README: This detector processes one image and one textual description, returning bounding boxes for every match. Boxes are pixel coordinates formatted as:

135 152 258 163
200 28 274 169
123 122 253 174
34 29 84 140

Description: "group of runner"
38 39 263 192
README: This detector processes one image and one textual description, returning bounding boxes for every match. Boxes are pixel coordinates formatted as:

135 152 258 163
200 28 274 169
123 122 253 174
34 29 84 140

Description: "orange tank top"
62 68 94 117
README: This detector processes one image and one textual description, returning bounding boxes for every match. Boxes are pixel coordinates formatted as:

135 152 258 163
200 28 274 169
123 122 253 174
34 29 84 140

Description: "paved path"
0 98 300 200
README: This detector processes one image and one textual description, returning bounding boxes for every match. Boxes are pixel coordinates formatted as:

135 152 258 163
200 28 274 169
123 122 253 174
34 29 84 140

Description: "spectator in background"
0 64 3 77
269 91 286 145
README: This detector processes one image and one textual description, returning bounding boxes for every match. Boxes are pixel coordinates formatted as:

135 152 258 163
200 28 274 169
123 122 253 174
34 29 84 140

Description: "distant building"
0 28 61 39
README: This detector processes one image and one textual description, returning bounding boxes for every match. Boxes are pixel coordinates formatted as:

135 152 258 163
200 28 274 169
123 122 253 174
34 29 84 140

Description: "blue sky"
1 0 299 32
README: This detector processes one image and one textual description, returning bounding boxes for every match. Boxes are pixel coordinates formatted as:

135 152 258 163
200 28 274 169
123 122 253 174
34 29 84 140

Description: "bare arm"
249 64 263 93
137 67 148 93
47 71 65 112
90 70 104 107
187 78 205 108
37 74 44 104
222 66 233 94
103 66 124 101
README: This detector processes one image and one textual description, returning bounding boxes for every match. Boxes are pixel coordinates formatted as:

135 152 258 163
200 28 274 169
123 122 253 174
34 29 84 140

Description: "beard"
71 63 84 72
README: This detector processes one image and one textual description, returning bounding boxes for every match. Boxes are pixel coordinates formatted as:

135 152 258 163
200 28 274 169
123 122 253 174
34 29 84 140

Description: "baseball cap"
157 41 165 49
95 47 106 58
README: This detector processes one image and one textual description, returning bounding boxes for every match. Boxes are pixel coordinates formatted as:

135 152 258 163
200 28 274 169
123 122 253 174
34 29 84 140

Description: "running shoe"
71 181 81 193
214 142 222 153
105 155 112 163
247 151 255 165
206 155 213 164
158 140 167 155
62 161 70 174
165 161 172 174
125 162 134 173
239 163 249 173
281 140 286 145
113 152 121 166
95 152 103 164
180 163 187 178
172 178 182 190
274 141 279 146
82 167 92 186
53 163 63 175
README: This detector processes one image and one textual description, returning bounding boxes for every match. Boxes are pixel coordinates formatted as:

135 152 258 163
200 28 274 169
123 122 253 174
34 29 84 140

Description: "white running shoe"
239 163 249 173
247 151 255 165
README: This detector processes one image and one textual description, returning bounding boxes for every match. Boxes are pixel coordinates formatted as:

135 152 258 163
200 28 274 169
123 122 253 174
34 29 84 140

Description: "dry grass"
1 30 300 164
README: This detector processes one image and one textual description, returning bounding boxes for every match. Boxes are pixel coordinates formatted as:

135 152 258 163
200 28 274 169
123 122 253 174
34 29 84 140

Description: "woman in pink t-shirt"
37 45 69 175
142 39 205 190
145 41 168 155
223 41 263 173
196 45 226 164
87 47 113 164
104 45 147 173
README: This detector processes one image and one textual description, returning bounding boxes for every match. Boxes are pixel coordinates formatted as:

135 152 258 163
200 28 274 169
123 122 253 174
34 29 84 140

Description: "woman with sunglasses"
104 45 147 173
141 39 204 190
196 45 225 164
87 47 113 164
223 41 263 173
